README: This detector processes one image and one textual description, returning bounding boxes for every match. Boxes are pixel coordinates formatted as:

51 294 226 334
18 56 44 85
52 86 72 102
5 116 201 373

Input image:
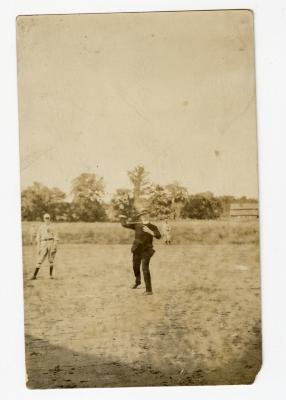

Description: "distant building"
229 202 259 218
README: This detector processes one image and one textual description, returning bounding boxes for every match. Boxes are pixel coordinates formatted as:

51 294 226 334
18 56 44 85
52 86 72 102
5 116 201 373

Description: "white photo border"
1 0 285 399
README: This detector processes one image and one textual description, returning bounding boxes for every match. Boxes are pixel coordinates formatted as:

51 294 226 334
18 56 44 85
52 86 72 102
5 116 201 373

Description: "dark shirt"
120 218 161 254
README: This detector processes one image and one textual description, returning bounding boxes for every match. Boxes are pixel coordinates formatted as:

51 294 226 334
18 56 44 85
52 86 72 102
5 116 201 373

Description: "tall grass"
22 219 259 246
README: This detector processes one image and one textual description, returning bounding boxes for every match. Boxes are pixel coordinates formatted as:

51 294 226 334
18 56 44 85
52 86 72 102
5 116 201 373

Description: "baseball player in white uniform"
31 213 59 280
162 218 172 245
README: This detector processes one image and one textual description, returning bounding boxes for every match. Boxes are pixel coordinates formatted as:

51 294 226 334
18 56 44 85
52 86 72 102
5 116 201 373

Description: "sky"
17 10 259 199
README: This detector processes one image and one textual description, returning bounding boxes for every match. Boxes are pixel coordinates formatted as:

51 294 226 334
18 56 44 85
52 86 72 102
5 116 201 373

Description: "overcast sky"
17 10 259 199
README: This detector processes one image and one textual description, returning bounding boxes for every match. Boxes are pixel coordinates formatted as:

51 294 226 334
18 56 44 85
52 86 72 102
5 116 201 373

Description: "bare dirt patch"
23 243 261 388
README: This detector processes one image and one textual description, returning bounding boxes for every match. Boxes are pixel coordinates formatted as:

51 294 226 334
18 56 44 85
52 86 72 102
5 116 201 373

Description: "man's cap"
43 213 50 219
136 209 149 218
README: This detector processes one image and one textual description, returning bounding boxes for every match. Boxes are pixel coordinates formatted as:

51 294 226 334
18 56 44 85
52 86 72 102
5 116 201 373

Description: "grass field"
22 219 259 245
22 220 261 388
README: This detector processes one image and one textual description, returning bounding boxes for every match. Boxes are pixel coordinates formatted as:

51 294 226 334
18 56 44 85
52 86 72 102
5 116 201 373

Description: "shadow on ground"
25 330 262 389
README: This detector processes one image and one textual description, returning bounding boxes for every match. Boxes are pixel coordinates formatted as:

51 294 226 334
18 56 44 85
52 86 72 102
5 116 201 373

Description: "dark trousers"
132 250 152 292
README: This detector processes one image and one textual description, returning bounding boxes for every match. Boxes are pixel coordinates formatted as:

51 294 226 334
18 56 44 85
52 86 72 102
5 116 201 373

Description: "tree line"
21 165 258 222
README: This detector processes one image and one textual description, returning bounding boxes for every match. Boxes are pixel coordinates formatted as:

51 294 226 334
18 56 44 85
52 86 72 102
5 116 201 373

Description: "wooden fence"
229 203 259 218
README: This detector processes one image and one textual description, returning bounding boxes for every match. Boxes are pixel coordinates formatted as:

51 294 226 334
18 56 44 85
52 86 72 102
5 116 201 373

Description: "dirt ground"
23 243 261 388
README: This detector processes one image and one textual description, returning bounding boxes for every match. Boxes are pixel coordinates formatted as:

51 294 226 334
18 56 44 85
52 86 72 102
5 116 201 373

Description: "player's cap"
136 209 149 217
43 213 50 220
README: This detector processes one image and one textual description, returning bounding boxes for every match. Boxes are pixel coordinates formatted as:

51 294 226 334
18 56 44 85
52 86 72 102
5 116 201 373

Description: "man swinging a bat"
119 209 161 295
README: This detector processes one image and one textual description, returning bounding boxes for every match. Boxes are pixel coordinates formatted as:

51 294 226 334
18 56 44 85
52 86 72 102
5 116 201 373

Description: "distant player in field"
31 213 59 280
162 218 172 245
119 209 161 295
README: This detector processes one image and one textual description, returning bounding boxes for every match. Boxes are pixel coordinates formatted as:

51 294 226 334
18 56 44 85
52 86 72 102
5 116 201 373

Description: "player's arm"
152 225 162 239
142 225 161 239
119 215 135 230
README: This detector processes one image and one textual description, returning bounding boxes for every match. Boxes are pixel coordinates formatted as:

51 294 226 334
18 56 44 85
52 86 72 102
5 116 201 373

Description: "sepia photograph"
17 10 261 388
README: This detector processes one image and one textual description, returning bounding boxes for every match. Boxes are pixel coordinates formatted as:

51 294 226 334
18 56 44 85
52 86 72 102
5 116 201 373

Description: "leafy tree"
71 173 105 203
236 196 258 203
50 202 73 222
127 165 152 209
196 191 214 200
209 197 224 219
181 194 223 219
21 182 66 221
148 184 172 219
110 188 136 220
165 181 188 219
71 173 107 221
